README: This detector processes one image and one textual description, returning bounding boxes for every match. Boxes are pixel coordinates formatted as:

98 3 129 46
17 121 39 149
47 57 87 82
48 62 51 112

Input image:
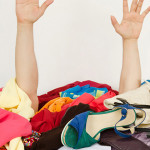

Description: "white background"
0 0 150 95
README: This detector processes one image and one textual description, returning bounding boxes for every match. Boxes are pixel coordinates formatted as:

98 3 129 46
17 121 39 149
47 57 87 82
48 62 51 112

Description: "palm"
111 0 150 39
16 0 53 23
118 13 143 39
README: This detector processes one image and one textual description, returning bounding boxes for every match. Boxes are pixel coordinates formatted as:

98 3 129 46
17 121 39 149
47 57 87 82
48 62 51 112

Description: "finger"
123 0 129 17
40 0 54 15
130 0 138 12
136 0 144 14
111 16 120 31
141 6 150 18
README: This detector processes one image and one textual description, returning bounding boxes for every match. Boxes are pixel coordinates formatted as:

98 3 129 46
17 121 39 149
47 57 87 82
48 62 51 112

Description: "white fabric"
104 81 150 128
59 143 111 150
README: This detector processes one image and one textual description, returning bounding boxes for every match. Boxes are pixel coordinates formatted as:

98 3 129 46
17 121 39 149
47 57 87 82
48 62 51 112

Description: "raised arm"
111 0 150 94
15 0 54 112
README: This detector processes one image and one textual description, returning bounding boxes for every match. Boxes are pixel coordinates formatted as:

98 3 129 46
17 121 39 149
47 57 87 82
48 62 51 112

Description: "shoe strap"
114 105 135 138
113 104 146 138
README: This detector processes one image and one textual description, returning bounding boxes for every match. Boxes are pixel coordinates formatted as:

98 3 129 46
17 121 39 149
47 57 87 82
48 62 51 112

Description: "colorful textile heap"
60 84 108 99
0 78 34 150
31 91 116 133
38 80 118 109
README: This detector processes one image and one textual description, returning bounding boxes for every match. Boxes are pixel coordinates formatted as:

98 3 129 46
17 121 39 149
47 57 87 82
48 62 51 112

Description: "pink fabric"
0 88 3 92
31 91 116 133
0 108 32 147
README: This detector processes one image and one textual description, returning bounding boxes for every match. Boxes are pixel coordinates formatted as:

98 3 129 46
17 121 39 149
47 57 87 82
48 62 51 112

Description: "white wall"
0 0 150 95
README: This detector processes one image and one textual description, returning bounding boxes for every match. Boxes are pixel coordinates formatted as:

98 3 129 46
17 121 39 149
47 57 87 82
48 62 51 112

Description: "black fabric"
114 98 150 109
30 103 93 150
28 101 150 150
99 129 150 150
135 128 150 132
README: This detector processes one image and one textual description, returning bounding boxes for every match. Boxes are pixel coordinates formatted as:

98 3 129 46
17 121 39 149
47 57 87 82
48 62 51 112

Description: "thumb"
111 16 119 31
40 0 54 15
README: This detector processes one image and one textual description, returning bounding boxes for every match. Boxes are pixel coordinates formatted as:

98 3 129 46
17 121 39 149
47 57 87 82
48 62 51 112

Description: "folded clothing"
37 97 73 114
38 80 118 109
60 84 108 99
99 129 150 150
38 81 80 109
133 131 150 147
0 108 32 147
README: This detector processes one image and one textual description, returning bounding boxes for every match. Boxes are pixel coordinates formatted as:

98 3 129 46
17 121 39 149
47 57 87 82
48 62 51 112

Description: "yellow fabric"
5 138 24 150
0 78 35 150
37 97 73 114
95 90 104 99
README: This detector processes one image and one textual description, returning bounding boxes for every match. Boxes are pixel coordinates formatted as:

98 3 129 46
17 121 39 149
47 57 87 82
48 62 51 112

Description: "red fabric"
90 91 116 112
31 91 116 133
30 108 67 133
38 81 80 109
38 80 118 109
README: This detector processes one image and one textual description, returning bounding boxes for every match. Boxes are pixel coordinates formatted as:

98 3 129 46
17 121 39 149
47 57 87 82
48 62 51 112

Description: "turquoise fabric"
60 84 108 99
64 111 99 149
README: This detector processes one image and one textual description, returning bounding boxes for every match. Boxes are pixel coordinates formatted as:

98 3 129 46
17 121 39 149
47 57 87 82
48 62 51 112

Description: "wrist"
122 38 138 52
17 22 33 34
123 38 138 43
17 22 33 27
17 22 33 30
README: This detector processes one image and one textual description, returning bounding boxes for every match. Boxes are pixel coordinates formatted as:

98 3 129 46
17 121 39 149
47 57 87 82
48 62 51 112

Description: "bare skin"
15 0 150 113
111 0 150 94
15 0 54 112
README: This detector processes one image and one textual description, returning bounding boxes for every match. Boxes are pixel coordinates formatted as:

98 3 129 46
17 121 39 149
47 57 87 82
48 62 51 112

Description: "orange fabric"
37 97 73 113
49 97 73 112
0 146 6 150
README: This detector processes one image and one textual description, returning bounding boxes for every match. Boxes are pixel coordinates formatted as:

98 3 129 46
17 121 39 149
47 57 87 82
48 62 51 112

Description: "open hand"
16 0 54 24
111 0 150 40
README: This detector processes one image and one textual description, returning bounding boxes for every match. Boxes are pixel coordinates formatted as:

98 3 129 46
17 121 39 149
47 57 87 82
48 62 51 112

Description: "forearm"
15 23 38 96
119 39 141 94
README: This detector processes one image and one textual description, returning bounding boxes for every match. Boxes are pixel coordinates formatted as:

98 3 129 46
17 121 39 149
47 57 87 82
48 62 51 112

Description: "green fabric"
65 125 98 149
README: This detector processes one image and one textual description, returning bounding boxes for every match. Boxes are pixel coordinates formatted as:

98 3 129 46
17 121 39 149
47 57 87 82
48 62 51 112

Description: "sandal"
61 104 146 149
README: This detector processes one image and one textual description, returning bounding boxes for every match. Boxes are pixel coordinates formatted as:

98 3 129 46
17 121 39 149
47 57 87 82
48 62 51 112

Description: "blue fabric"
141 80 150 86
60 85 108 99
64 110 98 149
114 104 135 138
68 111 90 141
114 104 146 138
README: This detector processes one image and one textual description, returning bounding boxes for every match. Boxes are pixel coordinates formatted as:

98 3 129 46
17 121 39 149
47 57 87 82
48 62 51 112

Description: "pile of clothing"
0 78 150 150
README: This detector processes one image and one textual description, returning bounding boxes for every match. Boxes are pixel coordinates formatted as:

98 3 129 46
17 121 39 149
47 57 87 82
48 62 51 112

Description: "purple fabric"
133 132 150 147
